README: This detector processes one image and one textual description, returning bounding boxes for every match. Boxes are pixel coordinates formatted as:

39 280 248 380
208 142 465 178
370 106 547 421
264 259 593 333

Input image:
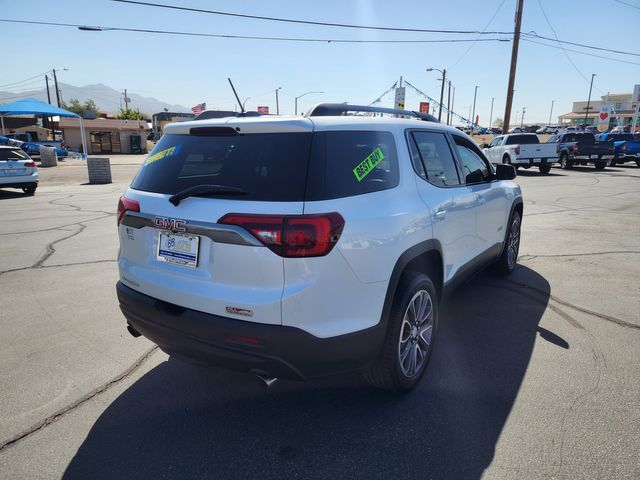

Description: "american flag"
191 102 206 115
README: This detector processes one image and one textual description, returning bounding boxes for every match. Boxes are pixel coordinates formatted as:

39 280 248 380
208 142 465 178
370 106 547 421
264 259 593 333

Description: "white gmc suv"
116 104 523 392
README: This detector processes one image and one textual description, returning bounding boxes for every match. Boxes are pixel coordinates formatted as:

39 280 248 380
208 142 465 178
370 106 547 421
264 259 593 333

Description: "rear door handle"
434 210 447 220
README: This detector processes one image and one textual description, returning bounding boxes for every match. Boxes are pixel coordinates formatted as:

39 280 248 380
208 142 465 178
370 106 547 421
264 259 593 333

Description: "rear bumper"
116 282 385 380
512 157 557 165
570 154 614 162
0 172 39 188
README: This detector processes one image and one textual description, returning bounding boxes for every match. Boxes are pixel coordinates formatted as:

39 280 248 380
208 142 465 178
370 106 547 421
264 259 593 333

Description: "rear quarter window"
0 149 28 161
305 130 399 200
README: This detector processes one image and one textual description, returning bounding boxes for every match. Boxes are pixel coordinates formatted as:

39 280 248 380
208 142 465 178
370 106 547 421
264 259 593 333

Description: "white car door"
451 135 509 259
408 130 477 283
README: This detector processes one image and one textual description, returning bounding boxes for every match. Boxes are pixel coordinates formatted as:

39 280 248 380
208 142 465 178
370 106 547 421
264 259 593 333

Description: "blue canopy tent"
0 98 88 158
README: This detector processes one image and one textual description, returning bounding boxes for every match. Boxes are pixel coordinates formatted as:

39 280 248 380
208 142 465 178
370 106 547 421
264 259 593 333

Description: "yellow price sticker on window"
353 147 384 182
145 145 181 165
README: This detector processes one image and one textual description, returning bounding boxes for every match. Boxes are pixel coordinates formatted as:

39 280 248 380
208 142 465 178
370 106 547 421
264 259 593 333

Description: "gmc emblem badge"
153 217 187 233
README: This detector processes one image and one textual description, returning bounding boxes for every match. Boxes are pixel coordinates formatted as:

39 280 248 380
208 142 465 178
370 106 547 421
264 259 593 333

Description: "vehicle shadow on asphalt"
516 169 564 177
62 266 550 480
0 190 29 199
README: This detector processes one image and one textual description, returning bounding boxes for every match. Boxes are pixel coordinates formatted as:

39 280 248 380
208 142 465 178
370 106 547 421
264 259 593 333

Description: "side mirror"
480 143 490 149
495 163 517 180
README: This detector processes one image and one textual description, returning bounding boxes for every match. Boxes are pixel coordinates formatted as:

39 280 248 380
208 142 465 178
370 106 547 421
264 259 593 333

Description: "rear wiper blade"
169 184 247 206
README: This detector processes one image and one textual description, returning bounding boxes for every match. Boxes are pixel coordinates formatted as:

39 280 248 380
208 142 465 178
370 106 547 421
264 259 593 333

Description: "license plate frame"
157 231 200 268
590 154 599 159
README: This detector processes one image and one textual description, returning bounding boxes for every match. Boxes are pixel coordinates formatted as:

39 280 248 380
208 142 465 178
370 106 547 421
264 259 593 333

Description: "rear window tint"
306 131 398 200
505 135 539 145
0 149 28 161
131 132 312 201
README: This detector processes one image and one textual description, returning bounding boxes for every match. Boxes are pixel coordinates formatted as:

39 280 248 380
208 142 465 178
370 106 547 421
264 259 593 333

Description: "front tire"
493 211 521 276
594 161 606 171
364 273 438 392
539 164 552 174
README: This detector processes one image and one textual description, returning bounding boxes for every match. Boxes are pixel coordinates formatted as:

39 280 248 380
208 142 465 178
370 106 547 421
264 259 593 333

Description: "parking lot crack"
0 346 158 452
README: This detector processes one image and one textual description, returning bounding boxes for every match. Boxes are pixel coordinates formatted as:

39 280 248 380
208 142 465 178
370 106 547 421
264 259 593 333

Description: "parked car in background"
536 125 560 134
483 133 558 174
2 133 68 158
0 146 38 195
584 126 599 135
559 126 580 134
596 133 640 166
547 132 615 170
507 127 525 134
610 125 633 134
490 127 503 134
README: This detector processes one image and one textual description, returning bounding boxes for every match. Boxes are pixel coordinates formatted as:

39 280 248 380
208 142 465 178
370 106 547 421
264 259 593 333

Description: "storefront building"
59 118 148 154
559 93 637 128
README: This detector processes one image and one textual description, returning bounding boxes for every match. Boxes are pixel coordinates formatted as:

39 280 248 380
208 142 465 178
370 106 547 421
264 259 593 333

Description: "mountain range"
0 82 189 115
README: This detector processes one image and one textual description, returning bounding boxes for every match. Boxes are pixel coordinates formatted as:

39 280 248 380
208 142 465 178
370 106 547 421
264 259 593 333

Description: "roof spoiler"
305 103 439 123
194 110 262 121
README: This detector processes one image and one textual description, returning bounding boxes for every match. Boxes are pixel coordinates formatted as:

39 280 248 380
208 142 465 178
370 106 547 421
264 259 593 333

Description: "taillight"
24 161 36 167
219 212 345 258
515 146 520 155
572 144 578 153
117 196 140 226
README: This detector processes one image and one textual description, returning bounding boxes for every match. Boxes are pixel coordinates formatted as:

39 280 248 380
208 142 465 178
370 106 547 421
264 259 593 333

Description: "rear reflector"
117 196 140 226
219 212 345 257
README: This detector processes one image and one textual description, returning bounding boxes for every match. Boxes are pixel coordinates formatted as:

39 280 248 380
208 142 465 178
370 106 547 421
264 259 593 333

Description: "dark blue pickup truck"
546 132 615 170
595 133 640 166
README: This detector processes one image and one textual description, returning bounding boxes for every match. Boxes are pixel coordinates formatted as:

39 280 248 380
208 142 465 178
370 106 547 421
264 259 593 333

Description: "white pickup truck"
483 133 558 174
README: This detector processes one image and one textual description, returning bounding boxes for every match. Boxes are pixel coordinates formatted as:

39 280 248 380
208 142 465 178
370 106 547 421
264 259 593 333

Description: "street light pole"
451 86 455 125
447 81 452 125
471 85 479 129
52 68 61 107
521 107 526 128
548 100 555 126
584 74 596 126
489 97 495 129
294 91 324 115
275 87 282 115
426 67 446 122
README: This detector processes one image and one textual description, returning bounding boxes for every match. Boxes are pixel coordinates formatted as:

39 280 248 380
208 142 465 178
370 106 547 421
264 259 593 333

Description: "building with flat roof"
559 93 637 128
60 118 148 154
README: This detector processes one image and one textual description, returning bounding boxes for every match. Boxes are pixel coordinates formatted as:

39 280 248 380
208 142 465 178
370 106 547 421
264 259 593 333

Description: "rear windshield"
505 134 539 145
131 132 312 201
132 130 399 201
0 149 28 161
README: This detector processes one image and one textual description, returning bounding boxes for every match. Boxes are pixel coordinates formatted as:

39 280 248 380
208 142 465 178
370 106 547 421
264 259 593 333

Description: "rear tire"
539 164 552 174
559 153 573 170
594 161 606 171
610 157 617 167
22 185 37 196
364 273 438 392
493 211 521 276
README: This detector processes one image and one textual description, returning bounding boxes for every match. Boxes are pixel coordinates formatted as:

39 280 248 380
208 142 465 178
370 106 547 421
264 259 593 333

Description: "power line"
613 0 640 10
112 0 640 57
0 70 51 89
522 38 640 66
523 31 639 57
536 0 604 94
448 0 508 70
112 0 514 35
0 19 512 44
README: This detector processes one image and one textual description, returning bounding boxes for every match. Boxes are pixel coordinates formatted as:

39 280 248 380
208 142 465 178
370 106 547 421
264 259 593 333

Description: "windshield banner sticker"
146 145 181 165
353 146 384 182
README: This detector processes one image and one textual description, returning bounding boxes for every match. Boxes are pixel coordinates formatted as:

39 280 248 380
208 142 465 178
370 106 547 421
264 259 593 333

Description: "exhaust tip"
251 369 278 389
126 324 141 338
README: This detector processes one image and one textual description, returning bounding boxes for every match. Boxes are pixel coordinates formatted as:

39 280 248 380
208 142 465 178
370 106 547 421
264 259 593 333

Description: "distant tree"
117 108 147 120
494 117 504 128
62 98 100 116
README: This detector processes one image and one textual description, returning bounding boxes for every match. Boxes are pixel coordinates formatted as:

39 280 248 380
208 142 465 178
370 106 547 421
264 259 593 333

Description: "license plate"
157 231 199 268
2 168 25 175
590 155 598 159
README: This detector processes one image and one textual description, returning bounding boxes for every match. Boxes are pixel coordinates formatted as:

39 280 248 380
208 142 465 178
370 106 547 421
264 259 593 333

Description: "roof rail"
305 103 439 123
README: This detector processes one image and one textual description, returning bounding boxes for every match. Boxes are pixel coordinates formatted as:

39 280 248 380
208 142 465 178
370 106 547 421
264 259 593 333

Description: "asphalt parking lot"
0 157 638 479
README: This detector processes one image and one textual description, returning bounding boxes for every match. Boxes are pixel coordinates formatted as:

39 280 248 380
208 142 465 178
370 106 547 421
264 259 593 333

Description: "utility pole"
275 87 282 115
584 74 596 126
521 107 526 128
124 89 130 110
548 100 555 126
451 86 455 125
438 70 446 122
502 0 524 134
45 75 52 104
489 97 495 129
446 81 452 125
471 85 479 129
52 68 61 107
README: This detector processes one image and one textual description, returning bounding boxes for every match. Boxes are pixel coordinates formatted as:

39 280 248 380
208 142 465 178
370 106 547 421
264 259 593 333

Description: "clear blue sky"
1 0 638 124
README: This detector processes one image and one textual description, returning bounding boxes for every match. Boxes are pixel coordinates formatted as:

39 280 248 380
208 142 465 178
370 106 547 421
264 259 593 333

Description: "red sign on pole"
257 106 269 114
419 102 430 114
